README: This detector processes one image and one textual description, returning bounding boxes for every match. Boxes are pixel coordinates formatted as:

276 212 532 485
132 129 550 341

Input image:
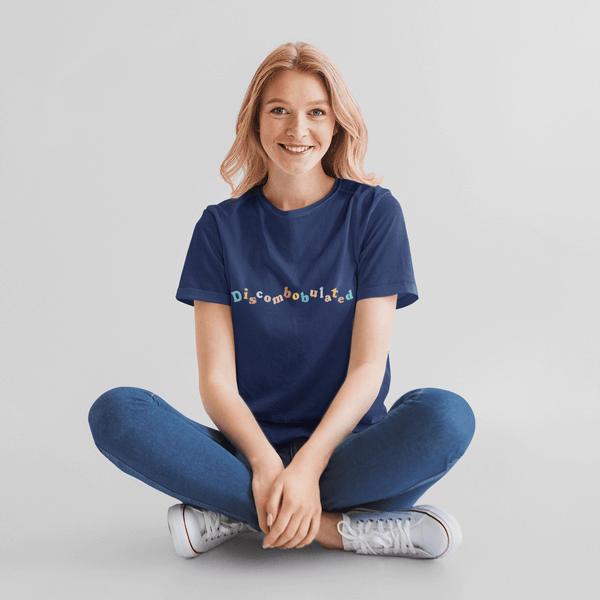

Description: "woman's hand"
252 458 285 536
262 461 322 549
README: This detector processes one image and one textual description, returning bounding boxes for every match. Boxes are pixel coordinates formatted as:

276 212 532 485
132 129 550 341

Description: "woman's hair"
220 42 383 198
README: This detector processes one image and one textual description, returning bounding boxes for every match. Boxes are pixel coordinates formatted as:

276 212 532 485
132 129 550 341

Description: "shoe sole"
409 504 463 558
167 504 202 559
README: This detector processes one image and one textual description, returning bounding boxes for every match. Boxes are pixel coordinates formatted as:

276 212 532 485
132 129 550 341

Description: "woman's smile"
279 143 313 155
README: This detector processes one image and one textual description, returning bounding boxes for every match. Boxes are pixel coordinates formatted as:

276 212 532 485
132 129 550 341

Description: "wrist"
249 451 284 474
290 444 329 476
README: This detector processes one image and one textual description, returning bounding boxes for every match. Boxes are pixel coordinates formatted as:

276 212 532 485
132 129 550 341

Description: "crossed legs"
88 386 475 547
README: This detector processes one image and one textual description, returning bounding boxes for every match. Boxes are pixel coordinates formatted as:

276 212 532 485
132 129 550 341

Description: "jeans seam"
395 467 448 496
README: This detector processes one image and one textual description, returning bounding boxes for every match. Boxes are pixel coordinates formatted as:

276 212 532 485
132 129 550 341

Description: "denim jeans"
88 387 475 529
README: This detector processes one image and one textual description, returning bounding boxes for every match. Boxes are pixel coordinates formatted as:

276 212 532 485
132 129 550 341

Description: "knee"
427 388 475 455
397 388 476 456
88 386 153 446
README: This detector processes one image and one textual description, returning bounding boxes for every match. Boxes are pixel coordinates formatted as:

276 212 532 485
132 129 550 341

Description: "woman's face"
258 70 338 178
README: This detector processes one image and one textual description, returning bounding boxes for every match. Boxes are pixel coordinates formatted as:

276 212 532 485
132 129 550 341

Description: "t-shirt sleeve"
356 191 418 309
175 209 231 307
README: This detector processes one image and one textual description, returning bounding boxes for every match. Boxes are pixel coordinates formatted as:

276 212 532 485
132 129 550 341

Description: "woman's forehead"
262 71 329 103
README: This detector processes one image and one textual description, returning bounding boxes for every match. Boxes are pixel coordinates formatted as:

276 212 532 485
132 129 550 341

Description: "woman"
88 42 475 559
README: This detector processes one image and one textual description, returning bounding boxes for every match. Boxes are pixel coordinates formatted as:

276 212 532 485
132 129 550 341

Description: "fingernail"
267 514 273 527
263 543 271 549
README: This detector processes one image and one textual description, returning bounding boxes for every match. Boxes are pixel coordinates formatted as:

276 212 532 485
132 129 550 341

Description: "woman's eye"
270 108 326 116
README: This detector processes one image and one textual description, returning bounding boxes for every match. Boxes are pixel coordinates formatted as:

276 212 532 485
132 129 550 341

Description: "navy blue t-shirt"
176 177 418 449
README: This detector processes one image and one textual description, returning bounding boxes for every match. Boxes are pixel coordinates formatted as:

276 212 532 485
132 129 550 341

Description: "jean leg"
318 387 476 513
88 386 261 528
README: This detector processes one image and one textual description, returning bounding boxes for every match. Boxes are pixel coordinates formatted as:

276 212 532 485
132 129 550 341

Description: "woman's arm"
261 294 398 549
195 300 285 535
289 294 398 474
193 300 281 471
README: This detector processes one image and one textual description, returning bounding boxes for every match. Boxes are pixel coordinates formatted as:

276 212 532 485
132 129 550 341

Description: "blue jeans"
88 387 475 529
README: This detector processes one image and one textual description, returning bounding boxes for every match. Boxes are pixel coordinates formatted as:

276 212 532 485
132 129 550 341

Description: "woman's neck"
262 170 336 212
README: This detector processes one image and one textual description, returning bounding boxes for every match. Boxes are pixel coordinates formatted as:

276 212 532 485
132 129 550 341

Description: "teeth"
282 145 311 153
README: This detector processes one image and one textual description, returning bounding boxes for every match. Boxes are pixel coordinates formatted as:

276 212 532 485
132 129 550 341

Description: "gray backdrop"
2 1 599 598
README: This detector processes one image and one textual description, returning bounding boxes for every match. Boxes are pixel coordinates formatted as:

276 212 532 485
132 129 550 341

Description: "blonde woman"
89 42 475 559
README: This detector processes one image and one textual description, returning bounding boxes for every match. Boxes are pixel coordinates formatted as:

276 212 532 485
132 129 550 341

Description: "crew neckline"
257 178 341 218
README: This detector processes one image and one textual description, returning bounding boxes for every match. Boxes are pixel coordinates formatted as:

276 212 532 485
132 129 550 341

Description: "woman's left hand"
262 461 322 549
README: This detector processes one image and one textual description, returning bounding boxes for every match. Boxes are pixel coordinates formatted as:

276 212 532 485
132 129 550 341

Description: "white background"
1 1 599 598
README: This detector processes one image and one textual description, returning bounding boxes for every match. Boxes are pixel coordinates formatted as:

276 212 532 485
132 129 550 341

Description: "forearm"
201 380 282 472
292 363 383 475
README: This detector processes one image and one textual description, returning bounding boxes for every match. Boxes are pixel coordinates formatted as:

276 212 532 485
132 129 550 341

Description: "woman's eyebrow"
264 98 331 106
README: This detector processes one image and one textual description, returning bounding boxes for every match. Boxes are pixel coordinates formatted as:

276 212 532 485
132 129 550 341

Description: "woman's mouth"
279 144 313 155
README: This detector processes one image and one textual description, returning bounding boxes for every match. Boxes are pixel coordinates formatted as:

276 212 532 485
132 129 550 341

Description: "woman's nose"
286 113 309 138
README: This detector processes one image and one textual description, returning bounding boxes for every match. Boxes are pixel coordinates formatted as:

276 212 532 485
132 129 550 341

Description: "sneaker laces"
200 510 247 544
338 516 418 556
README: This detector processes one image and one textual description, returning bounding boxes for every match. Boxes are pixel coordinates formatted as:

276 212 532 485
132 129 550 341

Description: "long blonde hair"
220 42 383 198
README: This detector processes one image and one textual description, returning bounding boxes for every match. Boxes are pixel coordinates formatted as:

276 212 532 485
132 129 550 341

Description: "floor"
3 421 596 600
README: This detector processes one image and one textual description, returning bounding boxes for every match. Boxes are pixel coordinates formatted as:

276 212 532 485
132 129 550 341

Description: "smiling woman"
255 70 339 210
88 41 475 563
220 42 382 205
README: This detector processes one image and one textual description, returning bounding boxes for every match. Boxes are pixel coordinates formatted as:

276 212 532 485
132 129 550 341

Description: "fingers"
253 493 268 535
255 496 273 535
265 485 283 527
296 514 321 549
253 484 280 535
264 512 299 549
280 517 312 549
259 467 322 550
257 510 269 535
264 509 320 549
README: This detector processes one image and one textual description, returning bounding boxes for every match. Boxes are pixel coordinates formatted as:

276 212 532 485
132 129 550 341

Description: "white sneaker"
167 504 256 558
338 505 462 559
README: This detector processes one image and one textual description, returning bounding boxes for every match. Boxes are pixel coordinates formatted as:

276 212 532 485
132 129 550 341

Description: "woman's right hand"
252 458 285 535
